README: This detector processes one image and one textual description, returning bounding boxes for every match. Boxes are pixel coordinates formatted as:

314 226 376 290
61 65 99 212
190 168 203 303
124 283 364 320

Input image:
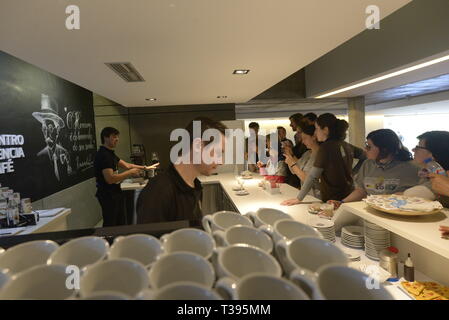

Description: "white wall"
366 115 385 136
384 113 449 151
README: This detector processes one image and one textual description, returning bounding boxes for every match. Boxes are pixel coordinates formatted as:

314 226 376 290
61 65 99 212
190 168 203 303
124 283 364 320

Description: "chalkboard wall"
0 51 96 201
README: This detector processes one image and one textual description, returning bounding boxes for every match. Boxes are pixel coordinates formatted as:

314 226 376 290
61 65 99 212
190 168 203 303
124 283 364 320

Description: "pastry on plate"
401 281 425 296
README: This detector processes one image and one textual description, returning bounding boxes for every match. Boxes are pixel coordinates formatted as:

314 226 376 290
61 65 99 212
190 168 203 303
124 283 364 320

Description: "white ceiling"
0 0 410 107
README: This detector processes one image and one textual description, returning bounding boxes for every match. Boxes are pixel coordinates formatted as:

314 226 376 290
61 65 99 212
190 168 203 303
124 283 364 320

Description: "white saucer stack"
341 226 365 249
343 247 362 262
310 219 336 243
364 220 391 261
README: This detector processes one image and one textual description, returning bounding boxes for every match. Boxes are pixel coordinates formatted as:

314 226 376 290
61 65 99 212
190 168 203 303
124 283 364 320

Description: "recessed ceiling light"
145 98 157 101
233 69 250 75
217 96 228 99
315 53 449 98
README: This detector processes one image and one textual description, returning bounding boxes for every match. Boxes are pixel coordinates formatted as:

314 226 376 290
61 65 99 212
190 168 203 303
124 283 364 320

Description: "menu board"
0 51 96 201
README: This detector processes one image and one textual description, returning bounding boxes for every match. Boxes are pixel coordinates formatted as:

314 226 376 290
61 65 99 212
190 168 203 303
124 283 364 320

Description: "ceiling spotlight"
217 96 228 99
145 98 157 101
233 69 250 75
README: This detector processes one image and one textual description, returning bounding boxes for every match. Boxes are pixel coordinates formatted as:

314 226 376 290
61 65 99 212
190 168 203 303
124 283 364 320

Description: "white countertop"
120 180 148 191
341 201 449 260
199 173 320 222
199 172 439 299
0 208 71 237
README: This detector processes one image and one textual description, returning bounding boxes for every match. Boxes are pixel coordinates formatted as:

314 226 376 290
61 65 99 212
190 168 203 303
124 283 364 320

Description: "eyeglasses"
364 143 372 151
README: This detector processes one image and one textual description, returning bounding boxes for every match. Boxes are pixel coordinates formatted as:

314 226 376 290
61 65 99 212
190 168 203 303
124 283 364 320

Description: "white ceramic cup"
276 236 348 277
148 252 215 289
81 291 131 300
0 240 59 275
247 208 293 229
216 273 310 300
108 234 163 268
263 219 323 244
0 269 11 289
80 258 149 298
47 236 110 269
0 264 75 300
213 244 282 281
202 211 253 233
212 225 273 253
160 228 215 260
139 282 222 300
290 264 394 300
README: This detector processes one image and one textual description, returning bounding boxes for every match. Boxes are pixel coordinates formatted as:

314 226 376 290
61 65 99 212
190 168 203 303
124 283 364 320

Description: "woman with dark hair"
328 129 425 208
281 113 365 205
413 131 449 171
284 124 321 198
413 131 449 206
257 133 288 182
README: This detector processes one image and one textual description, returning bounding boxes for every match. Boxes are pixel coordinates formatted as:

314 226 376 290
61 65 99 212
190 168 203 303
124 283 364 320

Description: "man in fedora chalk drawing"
32 93 72 181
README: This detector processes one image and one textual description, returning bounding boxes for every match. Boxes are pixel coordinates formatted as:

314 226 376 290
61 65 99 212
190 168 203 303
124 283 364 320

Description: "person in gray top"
284 124 321 199
328 129 424 208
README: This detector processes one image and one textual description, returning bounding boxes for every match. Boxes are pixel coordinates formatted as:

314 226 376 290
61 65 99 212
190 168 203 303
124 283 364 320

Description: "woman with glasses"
328 129 423 208
413 131 449 206
281 113 364 205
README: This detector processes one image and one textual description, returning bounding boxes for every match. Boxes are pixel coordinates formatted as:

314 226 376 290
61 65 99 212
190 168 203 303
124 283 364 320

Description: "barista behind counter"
94 127 159 227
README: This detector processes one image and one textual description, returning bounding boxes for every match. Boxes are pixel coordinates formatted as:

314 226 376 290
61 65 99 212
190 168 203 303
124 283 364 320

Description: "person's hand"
283 144 293 157
145 162 160 170
129 168 142 177
327 200 343 210
281 198 301 206
284 153 296 167
257 161 266 168
428 173 449 197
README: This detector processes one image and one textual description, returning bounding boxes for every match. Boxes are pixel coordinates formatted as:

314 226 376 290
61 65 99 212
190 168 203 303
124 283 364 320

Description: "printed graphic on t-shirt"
364 177 400 194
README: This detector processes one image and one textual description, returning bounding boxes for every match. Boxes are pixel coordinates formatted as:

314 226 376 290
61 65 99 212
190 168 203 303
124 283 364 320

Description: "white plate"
343 241 364 245
310 219 334 229
236 190 250 196
342 226 364 237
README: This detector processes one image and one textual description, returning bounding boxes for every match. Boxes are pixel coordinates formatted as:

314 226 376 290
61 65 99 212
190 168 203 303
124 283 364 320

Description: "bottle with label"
419 158 448 178
404 253 415 282
7 193 20 227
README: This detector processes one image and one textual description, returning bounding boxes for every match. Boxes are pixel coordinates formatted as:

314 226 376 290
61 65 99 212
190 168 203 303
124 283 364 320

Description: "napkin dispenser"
379 248 398 278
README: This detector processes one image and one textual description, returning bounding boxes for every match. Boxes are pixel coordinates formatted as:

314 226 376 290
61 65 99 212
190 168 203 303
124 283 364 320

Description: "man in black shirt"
137 117 227 224
94 127 158 226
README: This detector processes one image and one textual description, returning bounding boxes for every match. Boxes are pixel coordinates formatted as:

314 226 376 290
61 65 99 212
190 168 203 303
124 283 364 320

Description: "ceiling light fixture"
315 53 449 98
217 96 228 99
233 69 250 75
145 98 157 101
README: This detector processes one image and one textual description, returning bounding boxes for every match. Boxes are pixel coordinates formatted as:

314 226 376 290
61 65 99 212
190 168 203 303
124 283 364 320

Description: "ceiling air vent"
105 62 145 82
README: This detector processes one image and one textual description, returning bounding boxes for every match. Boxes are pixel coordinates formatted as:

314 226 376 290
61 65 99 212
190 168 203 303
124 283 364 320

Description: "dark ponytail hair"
316 113 349 141
367 129 412 162
300 124 316 137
